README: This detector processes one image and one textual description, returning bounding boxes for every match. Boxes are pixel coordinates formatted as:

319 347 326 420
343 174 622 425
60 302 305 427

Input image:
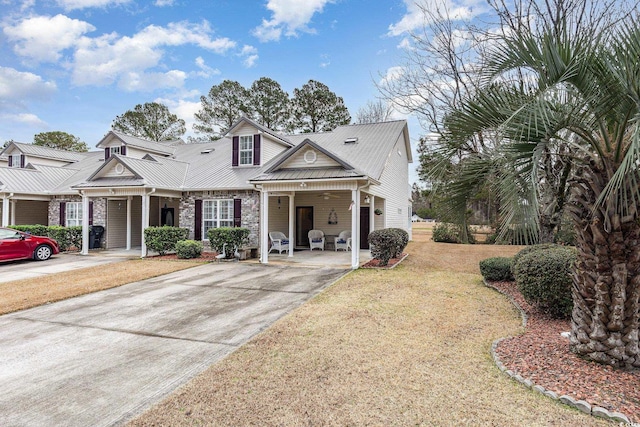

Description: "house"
0 118 412 269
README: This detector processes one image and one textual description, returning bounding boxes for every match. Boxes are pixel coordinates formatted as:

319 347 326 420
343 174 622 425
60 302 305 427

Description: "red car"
0 227 60 262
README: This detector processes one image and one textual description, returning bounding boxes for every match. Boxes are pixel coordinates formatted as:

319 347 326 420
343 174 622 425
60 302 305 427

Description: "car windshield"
0 229 21 240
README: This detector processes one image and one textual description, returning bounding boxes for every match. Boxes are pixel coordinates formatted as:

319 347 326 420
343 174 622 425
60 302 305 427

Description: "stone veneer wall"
48 196 107 226
179 190 260 247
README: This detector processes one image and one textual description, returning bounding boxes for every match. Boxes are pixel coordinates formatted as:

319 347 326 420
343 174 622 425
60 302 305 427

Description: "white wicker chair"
268 231 290 254
308 229 325 251
334 230 352 251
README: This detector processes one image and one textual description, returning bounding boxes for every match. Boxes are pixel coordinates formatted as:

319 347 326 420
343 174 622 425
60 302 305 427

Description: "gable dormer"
231 133 261 167
225 117 293 167
96 131 176 161
7 151 25 168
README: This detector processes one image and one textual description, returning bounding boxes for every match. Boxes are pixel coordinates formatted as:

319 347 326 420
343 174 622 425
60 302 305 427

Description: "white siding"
101 161 136 178
14 200 48 225
369 132 411 233
267 195 289 235
279 148 340 169
231 122 289 165
26 157 70 167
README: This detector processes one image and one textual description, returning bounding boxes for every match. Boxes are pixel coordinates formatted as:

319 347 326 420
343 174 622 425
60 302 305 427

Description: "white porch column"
351 188 361 269
369 195 375 234
10 200 16 225
141 193 150 258
288 192 295 257
81 193 90 255
126 196 132 250
260 190 269 264
1 196 8 227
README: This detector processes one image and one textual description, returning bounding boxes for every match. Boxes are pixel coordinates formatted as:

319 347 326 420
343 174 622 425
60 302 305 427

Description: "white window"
203 199 234 239
239 135 253 165
110 146 121 155
10 154 21 168
66 202 83 227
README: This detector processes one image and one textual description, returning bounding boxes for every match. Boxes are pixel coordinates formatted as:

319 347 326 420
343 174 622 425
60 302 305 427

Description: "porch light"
364 195 370 204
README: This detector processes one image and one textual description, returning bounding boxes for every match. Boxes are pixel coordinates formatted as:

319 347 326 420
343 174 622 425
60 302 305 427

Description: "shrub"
144 226 189 255
10 225 82 251
175 240 203 259
432 223 460 243
479 257 514 281
511 243 560 278
207 227 250 258
368 228 406 266
513 246 576 318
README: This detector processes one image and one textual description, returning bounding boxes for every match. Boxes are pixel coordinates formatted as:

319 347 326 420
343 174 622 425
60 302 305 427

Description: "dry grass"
129 223 608 426
0 259 198 315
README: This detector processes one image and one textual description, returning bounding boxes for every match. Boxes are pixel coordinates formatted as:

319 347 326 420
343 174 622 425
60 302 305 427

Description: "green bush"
479 257 514 281
513 246 576 318
511 243 560 278
432 223 460 243
368 228 405 266
387 228 409 258
144 226 189 255
175 240 203 259
10 225 82 251
207 227 250 258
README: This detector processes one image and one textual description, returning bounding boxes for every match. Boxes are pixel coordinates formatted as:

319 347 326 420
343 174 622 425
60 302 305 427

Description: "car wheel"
34 245 52 261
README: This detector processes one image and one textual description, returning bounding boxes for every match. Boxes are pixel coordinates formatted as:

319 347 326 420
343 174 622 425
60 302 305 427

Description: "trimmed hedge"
513 246 576 318
9 225 82 251
207 227 250 259
175 240 203 259
511 243 560 278
368 228 409 266
144 226 189 255
479 257 514 281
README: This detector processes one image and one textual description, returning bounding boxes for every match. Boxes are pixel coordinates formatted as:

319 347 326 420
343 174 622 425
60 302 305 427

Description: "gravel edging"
483 279 634 425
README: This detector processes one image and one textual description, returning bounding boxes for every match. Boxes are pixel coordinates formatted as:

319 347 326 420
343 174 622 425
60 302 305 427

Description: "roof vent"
344 137 358 144
200 148 215 154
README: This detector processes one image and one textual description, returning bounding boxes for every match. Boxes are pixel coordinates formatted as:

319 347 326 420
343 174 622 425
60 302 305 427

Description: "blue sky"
0 0 482 183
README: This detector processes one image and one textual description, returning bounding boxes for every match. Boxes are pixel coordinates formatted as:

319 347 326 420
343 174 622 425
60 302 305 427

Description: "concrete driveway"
0 262 348 427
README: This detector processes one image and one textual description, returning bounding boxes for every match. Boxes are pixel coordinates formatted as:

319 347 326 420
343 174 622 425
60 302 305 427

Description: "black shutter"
88 201 94 226
7 156 11 167
232 136 239 166
20 155 25 168
253 134 261 165
105 147 110 160
233 198 242 227
194 199 202 240
121 145 127 156
59 202 66 226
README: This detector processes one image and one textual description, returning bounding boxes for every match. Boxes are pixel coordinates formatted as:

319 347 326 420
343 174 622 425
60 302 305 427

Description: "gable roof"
0 141 86 163
264 138 355 173
226 116 293 147
96 131 178 156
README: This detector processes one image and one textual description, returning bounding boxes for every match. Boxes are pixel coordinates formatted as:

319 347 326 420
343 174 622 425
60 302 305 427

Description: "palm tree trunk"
567 161 640 369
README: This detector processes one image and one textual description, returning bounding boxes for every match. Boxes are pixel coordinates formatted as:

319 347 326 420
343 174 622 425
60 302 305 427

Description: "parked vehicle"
0 227 60 262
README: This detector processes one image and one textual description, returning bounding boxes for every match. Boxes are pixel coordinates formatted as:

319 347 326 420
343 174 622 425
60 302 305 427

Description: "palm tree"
446 23 640 368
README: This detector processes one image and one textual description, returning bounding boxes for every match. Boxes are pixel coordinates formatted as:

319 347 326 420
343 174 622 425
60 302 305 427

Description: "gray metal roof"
74 178 145 188
251 168 365 182
226 117 293 147
3 142 86 163
96 131 178 156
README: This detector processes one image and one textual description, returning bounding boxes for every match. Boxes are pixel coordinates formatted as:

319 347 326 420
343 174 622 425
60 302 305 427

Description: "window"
202 199 234 239
239 135 253 165
66 202 83 227
110 146 121 155
9 154 21 168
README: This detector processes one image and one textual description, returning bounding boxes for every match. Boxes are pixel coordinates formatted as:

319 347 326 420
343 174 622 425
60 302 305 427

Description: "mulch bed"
491 280 640 422
361 253 408 269
147 252 220 262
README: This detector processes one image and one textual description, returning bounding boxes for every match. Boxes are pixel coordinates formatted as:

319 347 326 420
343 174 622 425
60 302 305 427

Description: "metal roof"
226 117 293 147
251 167 365 182
2 142 87 163
96 131 178 156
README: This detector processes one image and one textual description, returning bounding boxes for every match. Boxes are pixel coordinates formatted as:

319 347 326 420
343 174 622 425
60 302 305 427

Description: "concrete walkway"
0 262 348 427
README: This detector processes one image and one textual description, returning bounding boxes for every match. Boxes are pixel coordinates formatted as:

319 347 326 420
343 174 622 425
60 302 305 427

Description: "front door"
360 207 370 249
161 207 174 226
296 206 314 247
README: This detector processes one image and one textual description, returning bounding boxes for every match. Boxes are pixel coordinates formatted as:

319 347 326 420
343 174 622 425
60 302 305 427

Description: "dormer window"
232 134 261 167
8 153 23 168
104 145 127 160
239 135 253 165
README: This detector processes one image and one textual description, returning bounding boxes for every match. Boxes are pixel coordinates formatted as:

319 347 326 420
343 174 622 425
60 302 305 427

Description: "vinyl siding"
232 122 288 165
14 200 49 225
279 148 340 169
26 157 71 167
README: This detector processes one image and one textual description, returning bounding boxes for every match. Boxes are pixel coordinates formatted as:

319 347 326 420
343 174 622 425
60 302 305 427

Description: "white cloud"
388 0 485 36
397 37 412 50
118 70 187 92
193 57 220 78
3 14 95 63
379 66 404 86
319 53 330 68
0 113 47 127
239 45 258 68
0 67 57 101
155 96 201 139
243 55 259 68
71 21 236 86
253 0 334 42
154 0 174 5
55 0 131 11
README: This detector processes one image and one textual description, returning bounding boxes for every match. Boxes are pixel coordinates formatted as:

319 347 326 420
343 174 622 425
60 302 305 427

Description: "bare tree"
355 100 394 124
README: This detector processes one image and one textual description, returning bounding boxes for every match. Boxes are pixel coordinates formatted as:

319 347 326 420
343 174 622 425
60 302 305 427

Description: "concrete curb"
484 279 634 425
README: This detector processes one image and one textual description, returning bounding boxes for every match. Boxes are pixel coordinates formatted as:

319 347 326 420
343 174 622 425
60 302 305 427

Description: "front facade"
0 118 412 268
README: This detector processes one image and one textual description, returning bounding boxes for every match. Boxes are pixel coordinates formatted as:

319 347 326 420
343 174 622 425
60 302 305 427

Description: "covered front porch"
256 180 383 269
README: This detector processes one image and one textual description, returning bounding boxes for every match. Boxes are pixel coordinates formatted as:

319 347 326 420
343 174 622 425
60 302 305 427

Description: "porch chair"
268 231 290 254
308 229 325 251
334 230 352 251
